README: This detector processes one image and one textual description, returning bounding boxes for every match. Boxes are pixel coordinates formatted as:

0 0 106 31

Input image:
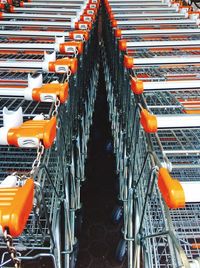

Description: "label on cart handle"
82 16 92 22
87 9 95 15
74 34 84 40
7 117 57 148
18 137 40 148
79 24 88 30
89 4 96 8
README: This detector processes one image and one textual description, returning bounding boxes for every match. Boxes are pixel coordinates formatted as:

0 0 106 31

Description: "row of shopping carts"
0 0 100 267
101 0 200 267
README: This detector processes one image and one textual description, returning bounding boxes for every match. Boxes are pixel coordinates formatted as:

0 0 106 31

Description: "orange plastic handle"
191 243 200 249
158 168 185 209
188 11 200 14
80 14 95 22
115 28 121 38
131 78 144 94
32 82 69 103
118 40 127 51
9 6 15 12
86 4 98 9
7 116 56 148
75 21 92 30
0 178 34 237
140 109 157 133
111 19 118 28
48 57 78 74
84 7 98 15
124 55 134 69
59 41 83 54
69 30 89 41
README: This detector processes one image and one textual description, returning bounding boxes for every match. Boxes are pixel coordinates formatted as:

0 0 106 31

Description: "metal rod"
143 80 200 90
126 40 200 48
132 56 200 66
120 28 200 35
2 13 77 20
0 30 70 37
117 19 195 25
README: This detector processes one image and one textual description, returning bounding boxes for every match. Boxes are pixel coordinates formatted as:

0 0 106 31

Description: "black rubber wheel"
111 205 123 224
75 208 83 237
69 242 79 268
115 239 127 263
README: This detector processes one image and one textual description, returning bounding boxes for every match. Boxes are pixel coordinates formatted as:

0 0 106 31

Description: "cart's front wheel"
111 205 123 224
115 239 127 263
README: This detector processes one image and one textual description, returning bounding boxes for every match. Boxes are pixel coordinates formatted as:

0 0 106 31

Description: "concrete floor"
77 64 126 268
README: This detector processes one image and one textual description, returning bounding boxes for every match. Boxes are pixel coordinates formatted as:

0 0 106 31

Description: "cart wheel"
75 208 83 237
115 239 127 263
111 205 123 224
105 141 113 153
69 242 79 268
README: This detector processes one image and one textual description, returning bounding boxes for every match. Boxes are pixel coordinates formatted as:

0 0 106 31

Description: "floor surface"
77 64 126 268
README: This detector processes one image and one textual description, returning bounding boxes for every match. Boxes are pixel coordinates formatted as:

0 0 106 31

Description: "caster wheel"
69 242 79 268
105 141 113 153
111 205 123 224
115 239 127 263
75 208 83 237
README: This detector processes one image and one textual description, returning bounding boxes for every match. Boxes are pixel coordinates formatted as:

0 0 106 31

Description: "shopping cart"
101 0 200 267
0 0 100 266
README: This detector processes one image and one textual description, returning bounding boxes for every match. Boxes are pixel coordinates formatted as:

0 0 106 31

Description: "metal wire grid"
0 36 72 43
0 144 64 249
0 98 69 253
116 24 198 31
0 97 52 118
115 22 197 30
131 65 200 82
111 7 179 12
137 138 200 267
127 49 200 58
102 1 200 267
0 75 68 252
0 53 44 60
131 130 178 267
120 68 200 266
137 92 200 263
0 25 72 31
0 71 66 85
2 17 72 22
127 35 200 42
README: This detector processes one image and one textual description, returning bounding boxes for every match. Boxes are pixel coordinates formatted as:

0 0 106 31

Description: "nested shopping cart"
127 79 200 267
0 0 100 266
101 0 200 267
0 77 71 268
